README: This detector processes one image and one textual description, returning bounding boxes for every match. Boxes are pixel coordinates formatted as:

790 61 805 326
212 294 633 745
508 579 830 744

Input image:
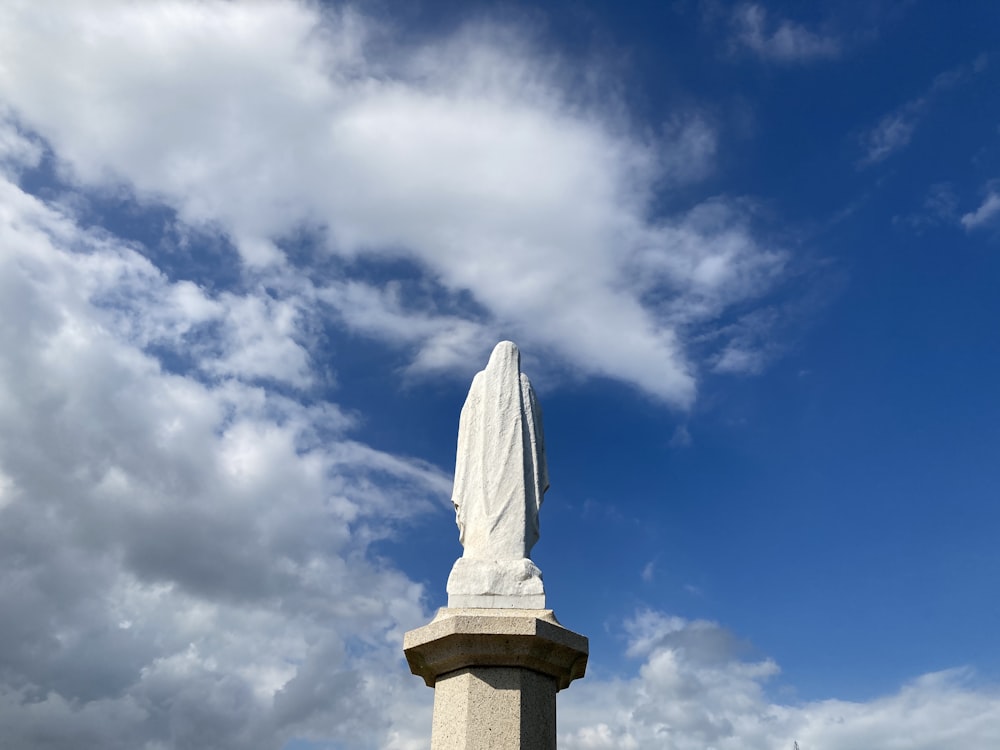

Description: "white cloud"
961 190 1000 230
559 612 1000 750
0 110 43 174
697 306 784 375
0 0 791 407
860 111 919 166
859 59 987 166
731 4 840 63
0 172 442 749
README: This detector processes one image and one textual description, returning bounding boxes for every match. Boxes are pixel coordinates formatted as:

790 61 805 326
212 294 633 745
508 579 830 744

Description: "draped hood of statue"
446 341 549 608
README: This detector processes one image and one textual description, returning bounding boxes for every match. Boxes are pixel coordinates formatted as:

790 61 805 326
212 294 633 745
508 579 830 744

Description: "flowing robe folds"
446 341 549 608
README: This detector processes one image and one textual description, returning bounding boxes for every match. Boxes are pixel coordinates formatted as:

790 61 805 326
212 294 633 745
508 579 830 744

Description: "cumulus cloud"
559 612 1000 750
0 0 791 407
0 170 443 749
730 4 840 63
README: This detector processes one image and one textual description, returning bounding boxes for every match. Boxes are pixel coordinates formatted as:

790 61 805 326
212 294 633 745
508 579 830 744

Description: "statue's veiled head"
486 340 521 382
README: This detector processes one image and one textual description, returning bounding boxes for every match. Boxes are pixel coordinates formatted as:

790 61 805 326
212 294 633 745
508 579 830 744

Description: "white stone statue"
446 341 548 608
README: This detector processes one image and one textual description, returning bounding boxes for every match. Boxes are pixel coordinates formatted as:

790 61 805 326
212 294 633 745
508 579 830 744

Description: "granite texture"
431 667 557 750
404 608 588 691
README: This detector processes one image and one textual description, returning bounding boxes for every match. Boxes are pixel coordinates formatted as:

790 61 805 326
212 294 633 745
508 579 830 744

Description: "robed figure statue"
446 341 549 608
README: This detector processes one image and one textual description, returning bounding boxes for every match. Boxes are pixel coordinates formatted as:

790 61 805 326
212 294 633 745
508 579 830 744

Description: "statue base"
446 557 545 608
404 608 588 750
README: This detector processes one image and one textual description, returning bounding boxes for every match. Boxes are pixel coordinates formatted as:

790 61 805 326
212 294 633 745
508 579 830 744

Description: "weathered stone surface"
446 558 545 609
403 608 588 691
431 667 556 750
447 341 549 608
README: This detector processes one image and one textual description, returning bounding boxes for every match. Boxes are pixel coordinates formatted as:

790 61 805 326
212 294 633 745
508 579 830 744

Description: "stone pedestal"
404 608 588 749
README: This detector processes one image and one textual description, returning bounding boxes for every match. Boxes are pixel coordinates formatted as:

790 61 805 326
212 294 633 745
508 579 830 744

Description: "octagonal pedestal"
404 608 588 749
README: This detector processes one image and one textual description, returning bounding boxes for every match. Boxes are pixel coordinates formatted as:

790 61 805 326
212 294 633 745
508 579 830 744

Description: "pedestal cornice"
403 608 588 691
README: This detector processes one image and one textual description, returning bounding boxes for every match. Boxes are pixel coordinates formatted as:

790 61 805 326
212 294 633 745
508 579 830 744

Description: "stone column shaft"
432 667 556 749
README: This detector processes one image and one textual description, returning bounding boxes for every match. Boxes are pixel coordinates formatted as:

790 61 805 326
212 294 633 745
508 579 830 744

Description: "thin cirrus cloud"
859 57 989 167
860 110 920 166
729 3 841 63
960 189 1000 230
0 0 789 407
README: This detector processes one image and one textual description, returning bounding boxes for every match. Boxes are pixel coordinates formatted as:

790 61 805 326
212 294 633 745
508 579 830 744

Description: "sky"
0 0 999 748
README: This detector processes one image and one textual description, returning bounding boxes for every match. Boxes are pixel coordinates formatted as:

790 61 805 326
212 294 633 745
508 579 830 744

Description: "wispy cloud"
861 111 920 166
859 57 989 166
730 4 840 63
961 188 1000 230
893 182 959 232
641 560 656 582
707 307 782 375
669 424 693 447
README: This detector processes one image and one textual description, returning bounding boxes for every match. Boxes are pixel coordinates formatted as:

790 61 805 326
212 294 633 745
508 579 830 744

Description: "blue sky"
1 1 999 748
